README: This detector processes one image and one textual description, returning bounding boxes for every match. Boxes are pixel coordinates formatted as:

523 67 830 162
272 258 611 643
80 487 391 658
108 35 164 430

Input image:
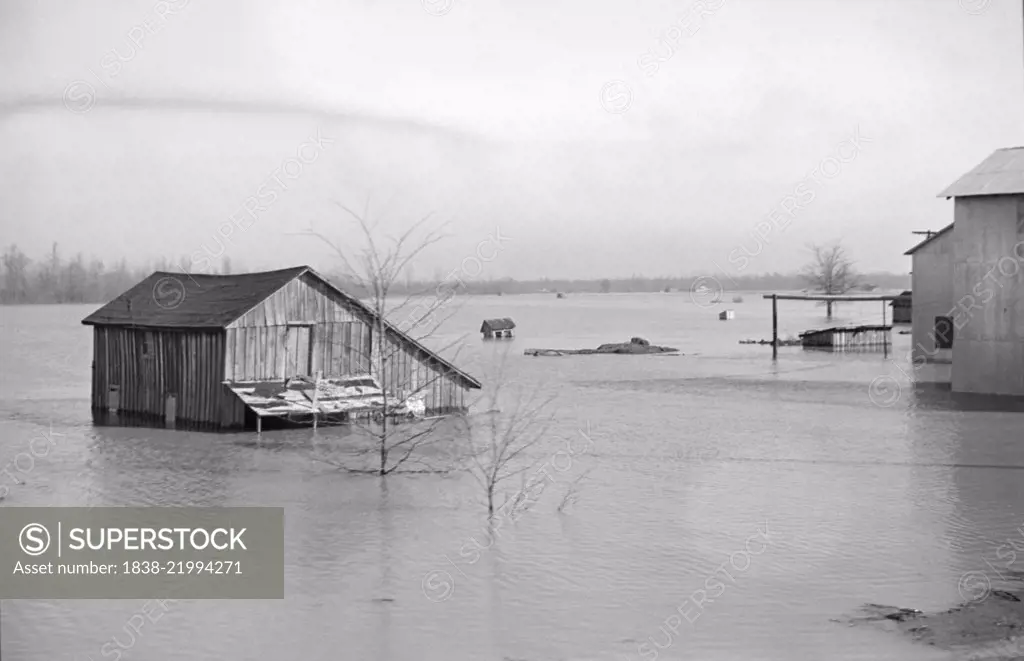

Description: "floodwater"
2 293 1024 661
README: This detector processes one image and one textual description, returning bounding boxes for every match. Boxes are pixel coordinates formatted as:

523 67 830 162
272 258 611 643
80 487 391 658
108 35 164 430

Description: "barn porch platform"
225 374 427 432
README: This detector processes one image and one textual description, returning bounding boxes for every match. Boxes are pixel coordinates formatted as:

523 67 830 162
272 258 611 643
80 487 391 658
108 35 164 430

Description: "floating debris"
739 338 801 346
847 587 1024 656
525 336 679 356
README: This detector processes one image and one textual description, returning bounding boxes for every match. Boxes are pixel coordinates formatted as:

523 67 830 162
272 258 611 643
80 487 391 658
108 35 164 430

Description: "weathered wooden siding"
222 272 469 412
225 322 372 382
90 326 243 427
380 339 466 413
228 274 358 328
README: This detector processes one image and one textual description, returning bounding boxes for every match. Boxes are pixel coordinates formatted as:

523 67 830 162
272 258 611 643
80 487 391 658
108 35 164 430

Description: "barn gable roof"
80 267 308 329
81 266 482 389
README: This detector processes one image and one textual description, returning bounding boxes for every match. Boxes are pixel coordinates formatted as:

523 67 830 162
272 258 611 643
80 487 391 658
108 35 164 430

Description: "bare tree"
453 350 557 517
1 244 31 304
799 241 859 319
300 200 476 476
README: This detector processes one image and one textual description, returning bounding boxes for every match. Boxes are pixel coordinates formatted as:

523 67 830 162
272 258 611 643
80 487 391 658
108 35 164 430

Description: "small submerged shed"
890 290 912 324
799 325 892 350
761 293 900 358
481 317 516 339
81 266 482 430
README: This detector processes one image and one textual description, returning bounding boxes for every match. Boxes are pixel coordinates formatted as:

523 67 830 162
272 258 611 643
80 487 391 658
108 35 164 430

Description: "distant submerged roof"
904 223 954 255
480 317 516 332
938 146 1024 198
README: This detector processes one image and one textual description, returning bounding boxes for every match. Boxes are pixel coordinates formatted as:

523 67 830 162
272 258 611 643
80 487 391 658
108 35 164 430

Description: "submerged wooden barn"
81 266 482 430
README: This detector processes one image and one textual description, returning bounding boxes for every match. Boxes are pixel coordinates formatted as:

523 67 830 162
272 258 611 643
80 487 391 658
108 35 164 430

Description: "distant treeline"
410 272 911 296
0 243 250 305
0 243 910 304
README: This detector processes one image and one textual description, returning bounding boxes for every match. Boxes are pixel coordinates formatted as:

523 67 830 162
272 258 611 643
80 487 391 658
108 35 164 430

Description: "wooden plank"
342 323 350 374
204 334 212 423
267 327 276 380
178 334 187 422
187 333 196 423
260 327 269 381
287 281 298 320
251 327 259 381
224 328 233 381
195 333 204 423
276 326 286 378
250 326 259 381
311 325 322 375
156 332 164 418
300 326 311 375
207 334 215 424
334 323 344 375
189 334 198 422
211 333 219 424
323 323 333 376
268 326 278 380
130 330 137 414
233 328 242 382
238 327 247 381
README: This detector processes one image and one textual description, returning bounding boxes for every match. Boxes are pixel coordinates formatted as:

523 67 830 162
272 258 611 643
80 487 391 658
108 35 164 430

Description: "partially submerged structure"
890 290 912 324
800 325 892 350
480 317 515 339
761 293 900 358
81 266 482 430
933 146 1024 395
524 337 678 356
904 225 954 365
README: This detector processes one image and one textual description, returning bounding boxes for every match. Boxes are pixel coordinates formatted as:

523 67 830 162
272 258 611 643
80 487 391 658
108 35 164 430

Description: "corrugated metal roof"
81 266 483 389
937 147 1024 198
904 223 954 255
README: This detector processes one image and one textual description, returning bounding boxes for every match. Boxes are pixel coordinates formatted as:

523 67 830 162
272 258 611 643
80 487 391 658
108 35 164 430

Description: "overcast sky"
0 0 1021 280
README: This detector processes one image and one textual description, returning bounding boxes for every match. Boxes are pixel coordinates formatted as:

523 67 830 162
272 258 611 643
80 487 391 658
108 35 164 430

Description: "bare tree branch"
298 201 471 476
